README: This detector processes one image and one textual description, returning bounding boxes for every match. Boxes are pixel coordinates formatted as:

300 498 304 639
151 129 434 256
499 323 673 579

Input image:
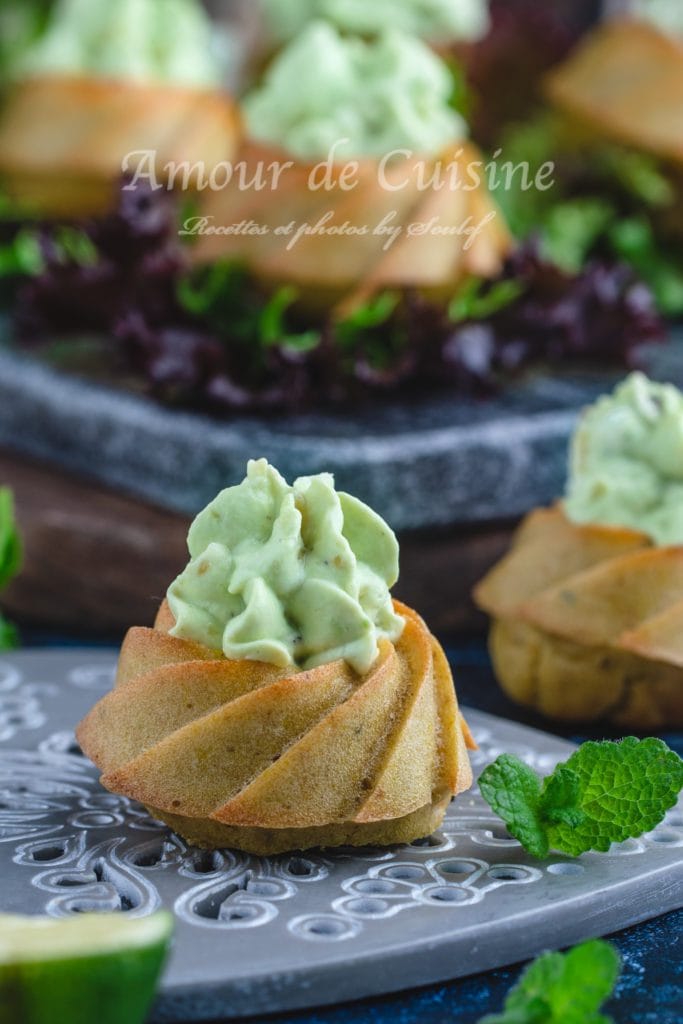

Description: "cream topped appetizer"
475 372 683 731
244 22 466 161
77 460 474 854
261 0 490 48
630 0 683 37
566 373 683 546
197 21 509 312
0 0 239 217
168 459 405 672
546 10 683 170
19 0 223 88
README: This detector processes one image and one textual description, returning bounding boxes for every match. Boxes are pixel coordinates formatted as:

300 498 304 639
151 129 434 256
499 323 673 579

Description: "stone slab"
0 340 681 530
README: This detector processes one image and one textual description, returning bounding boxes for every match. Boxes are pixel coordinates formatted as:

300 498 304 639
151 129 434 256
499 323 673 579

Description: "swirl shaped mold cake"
0 0 239 217
77 460 474 854
475 373 683 730
195 22 510 312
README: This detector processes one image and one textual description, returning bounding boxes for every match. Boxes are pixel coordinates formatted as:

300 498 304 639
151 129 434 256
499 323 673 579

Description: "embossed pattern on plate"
1 650 681 1022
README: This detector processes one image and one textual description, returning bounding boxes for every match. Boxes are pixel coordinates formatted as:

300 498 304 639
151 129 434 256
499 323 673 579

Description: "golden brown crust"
115 626 223 687
619 599 683 667
521 547 683 645
545 20 683 166
475 507 683 729
146 797 451 856
0 74 240 217
473 504 649 619
193 139 510 312
153 600 176 635
76 600 472 851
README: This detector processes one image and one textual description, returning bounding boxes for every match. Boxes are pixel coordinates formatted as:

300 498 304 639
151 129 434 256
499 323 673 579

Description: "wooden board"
0 449 514 639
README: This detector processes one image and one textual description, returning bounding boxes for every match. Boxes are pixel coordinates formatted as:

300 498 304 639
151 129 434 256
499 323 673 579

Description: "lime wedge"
0 911 173 1024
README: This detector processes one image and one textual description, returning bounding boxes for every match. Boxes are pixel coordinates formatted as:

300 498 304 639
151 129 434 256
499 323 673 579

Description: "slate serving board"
1 649 682 1022
0 339 681 531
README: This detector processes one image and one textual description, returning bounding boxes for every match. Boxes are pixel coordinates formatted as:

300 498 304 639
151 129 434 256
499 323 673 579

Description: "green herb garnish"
609 218 683 317
0 228 43 280
481 940 620 1024
259 286 320 352
0 488 21 650
479 738 683 859
489 111 683 315
448 277 523 322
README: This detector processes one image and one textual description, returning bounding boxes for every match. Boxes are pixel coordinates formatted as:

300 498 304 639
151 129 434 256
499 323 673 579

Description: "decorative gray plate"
1 650 681 1022
1 339 682 531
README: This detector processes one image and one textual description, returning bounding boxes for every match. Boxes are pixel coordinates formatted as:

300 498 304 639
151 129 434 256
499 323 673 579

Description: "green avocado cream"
565 372 683 545
262 0 490 46
244 21 466 160
632 0 683 37
167 460 405 673
20 0 221 88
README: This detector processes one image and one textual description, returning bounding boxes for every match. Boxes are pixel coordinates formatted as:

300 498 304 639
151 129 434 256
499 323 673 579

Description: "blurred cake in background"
196 21 510 312
546 10 683 168
260 0 490 49
0 0 669 418
475 373 683 730
0 0 240 217
619 0 683 36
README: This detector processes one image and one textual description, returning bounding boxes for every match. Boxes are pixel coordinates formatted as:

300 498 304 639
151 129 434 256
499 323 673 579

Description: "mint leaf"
478 755 548 859
556 941 621 1024
482 940 620 1024
480 739 683 859
545 738 683 856
541 766 586 829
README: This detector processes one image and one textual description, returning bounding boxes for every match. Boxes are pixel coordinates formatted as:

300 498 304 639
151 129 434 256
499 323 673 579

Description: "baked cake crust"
474 505 683 729
77 600 474 854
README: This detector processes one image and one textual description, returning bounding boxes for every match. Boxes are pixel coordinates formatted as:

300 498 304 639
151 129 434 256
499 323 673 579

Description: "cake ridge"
97 660 361 817
77 599 475 852
474 506 683 730
520 546 683 646
352 607 439 824
210 639 408 828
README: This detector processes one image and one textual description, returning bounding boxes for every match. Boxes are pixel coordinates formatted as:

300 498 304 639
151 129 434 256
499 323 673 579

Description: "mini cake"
0 0 240 217
260 0 490 51
77 460 474 854
475 373 683 730
546 16 683 167
195 22 510 313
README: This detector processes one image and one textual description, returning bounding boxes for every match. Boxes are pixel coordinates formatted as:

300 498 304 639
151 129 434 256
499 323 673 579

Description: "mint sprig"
479 738 683 859
0 488 21 651
482 940 620 1024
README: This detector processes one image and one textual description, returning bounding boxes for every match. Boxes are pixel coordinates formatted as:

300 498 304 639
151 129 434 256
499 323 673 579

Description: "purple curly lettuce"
15 180 183 339
10 182 665 415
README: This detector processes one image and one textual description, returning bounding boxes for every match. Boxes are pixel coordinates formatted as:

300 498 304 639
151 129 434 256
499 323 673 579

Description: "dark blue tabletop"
22 633 683 1024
